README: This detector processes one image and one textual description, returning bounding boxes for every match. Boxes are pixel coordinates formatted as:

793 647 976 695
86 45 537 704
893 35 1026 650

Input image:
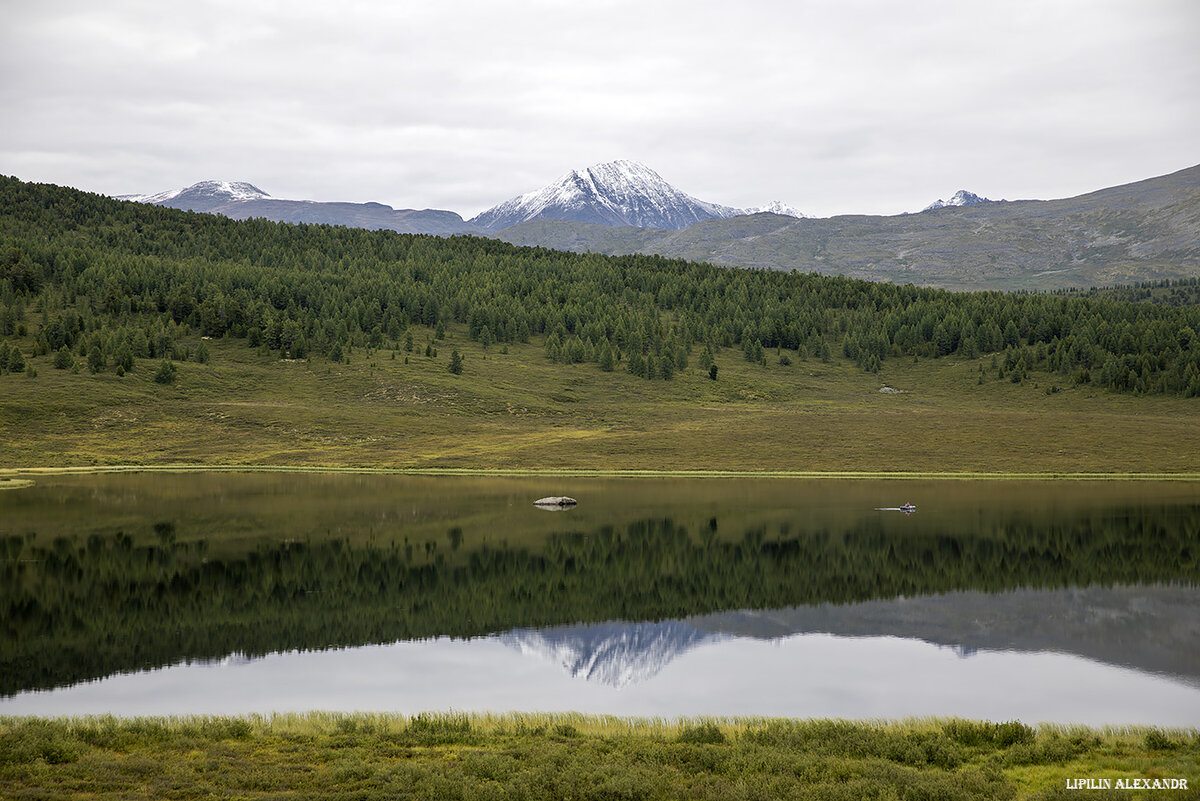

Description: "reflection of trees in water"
2 504 1198 695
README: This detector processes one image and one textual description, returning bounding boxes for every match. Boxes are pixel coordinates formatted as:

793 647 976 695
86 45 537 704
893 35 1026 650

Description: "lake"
2 473 1198 726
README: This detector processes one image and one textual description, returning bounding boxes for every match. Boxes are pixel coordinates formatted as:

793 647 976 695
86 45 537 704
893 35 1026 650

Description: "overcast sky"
2 0 1197 218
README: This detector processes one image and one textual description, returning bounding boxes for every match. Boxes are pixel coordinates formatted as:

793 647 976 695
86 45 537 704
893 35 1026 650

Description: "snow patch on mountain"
500 620 726 688
471 160 744 231
923 190 990 211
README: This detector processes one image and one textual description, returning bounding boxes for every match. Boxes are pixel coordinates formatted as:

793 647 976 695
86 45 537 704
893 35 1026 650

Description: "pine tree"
627 350 646 377
87 345 104 373
115 343 135 372
448 349 463 374
659 353 675 380
598 342 615 372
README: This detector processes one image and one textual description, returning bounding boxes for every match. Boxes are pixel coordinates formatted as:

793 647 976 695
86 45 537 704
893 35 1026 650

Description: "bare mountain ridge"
495 163 1200 290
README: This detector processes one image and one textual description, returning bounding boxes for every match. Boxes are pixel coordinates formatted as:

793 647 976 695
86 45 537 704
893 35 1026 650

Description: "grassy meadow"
1 713 1196 800
2 324 1199 475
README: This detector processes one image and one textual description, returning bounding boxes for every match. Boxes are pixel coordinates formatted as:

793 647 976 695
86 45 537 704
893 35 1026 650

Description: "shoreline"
3 464 1200 481
1 713 1194 799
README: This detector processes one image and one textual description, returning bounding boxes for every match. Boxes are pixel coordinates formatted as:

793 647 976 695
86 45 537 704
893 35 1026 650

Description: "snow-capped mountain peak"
743 201 810 219
923 190 990 211
471 160 743 231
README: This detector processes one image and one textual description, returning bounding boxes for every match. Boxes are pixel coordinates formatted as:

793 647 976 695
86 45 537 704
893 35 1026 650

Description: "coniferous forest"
2 175 1199 396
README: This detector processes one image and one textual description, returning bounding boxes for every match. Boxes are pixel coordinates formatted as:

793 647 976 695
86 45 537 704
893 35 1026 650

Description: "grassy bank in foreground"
2 330 1200 474
1 713 1196 800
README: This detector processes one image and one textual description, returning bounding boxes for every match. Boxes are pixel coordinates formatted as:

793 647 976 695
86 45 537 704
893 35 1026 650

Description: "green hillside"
1 175 1199 472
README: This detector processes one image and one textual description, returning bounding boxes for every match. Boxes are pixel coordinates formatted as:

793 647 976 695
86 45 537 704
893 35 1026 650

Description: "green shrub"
0 720 82 765
678 722 726 745
1145 729 1181 751
404 713 474 745
52 346 73 369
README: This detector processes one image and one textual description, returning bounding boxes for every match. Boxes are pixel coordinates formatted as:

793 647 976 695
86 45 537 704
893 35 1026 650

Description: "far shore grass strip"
3 464 1200 481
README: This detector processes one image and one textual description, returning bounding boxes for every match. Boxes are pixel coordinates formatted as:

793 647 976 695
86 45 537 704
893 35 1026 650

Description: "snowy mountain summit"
471 160 745 231
923 190 991 211
119 180 272 206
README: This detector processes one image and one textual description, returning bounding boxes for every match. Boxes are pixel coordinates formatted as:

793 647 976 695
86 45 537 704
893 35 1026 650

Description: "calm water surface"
2 473 1198 725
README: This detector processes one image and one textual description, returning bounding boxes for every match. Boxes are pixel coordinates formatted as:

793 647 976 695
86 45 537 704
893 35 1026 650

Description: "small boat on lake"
900 502 916 513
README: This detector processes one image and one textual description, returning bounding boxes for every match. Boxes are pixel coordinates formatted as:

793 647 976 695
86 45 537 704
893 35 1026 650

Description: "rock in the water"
533 496 578 509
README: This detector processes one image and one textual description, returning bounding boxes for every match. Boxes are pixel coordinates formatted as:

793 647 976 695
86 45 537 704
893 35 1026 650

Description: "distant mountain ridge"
120 162 811 236
117 180 482 236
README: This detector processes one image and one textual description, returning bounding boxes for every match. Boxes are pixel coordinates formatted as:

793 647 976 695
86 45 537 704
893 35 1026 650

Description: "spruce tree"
598 342 615 372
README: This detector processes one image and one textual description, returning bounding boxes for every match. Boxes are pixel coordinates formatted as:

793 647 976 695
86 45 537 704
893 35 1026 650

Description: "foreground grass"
1 713 1196 800
2 327 1199 474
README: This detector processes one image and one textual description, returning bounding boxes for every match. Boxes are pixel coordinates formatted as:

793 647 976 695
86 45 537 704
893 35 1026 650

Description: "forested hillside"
1 175 1199 397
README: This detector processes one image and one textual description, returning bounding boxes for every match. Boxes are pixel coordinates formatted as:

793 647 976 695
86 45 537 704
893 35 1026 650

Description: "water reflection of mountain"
503 586 1200 688
501 622 726 687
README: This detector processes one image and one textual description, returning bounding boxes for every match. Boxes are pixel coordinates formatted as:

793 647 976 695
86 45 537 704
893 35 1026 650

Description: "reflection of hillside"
4 503 1199 695
692 586 1200 688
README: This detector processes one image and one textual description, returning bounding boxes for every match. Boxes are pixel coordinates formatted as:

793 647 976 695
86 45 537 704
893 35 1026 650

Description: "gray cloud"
2 0 1196 219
